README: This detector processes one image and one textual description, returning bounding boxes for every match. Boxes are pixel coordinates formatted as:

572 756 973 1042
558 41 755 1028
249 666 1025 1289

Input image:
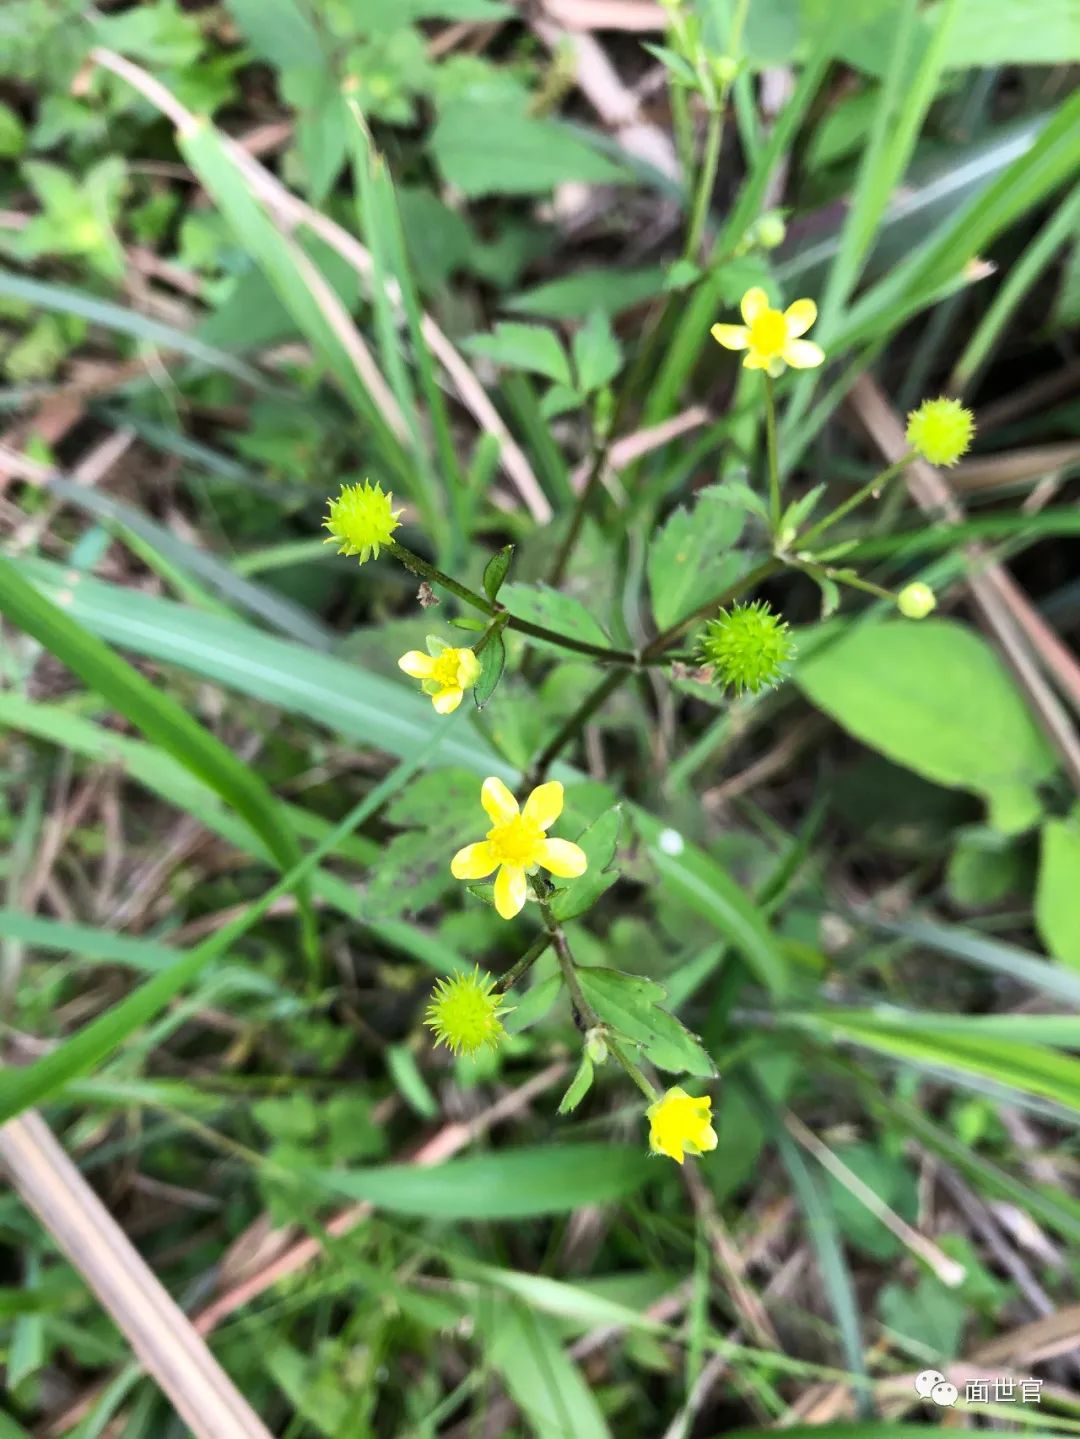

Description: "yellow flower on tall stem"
646 1087 717 1164
399 639 481 714
451 777 587 920
711 287 824 376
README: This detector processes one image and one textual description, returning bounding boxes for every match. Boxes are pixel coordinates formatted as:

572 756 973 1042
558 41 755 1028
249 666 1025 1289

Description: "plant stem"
389 540 636 665
609 1040 659 1101
797 454 914 550
548 433 611 587
684 107 723 263
641 556 782 660
764 374 782 536
529 666 629 781
495 933 551 994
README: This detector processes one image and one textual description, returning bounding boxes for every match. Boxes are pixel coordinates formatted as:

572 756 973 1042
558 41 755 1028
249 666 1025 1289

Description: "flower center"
430 650 462 687
486 814 544 869
749 308 787 357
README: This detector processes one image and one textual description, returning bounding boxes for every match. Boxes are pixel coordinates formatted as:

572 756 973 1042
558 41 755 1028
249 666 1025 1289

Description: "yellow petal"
493 864 527 919
523 780 564 830
783 338 825 369
398 650 434 678
743 350 770 369
457 649 481 687
695 1124 718 1153
784 298 817 337
433 686 463 714
710 323 749 351
481 776 518 825
537 837 587 878
451 841 498 880
740 286 769 324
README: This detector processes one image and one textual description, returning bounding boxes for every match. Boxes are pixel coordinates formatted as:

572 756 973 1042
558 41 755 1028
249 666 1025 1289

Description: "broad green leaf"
464 322 571 385
0 555 313 947
879 1275 966 1359
796 619 1057 833
506 265 666 319
576 967 715 1078
431 101 628 197
472 1295 610 1439
634 812 788 995
929 0 1080 66
557 1056 595 1115
311 1143 651 1217
1036 813 1080 967
500 582 611 652
551 804 622 921
572 310 622 394
648 485 747 630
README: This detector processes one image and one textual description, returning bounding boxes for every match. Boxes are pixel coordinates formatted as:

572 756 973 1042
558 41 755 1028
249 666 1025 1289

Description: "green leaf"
825 1143 918 1261
431 101 629 197
648 485 747 630
504 971 561 1033
929 0 1080 66
879 1274 966 1358
387 1044 439 1119
472 1295 611 1439
796 619 1057 833
576 968 716 1078
500 582 611 652
572 310 622 394
464 321 572 385
557 1056 595 1115
312 1143 651 1217
634 812 789 996
550 805 621 922
0 555 313 948
506 265 666 319
482 544 514 602
474 630 506 710
1037 812 1080 966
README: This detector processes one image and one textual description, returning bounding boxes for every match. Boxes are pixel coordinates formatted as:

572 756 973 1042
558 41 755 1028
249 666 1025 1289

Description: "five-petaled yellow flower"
647 1086 717 1165
451 777 587 920
399 638 481 714
711 287 824 376
323 480 402 564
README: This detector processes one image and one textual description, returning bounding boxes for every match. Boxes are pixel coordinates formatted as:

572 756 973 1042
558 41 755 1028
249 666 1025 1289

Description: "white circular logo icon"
915 1370 946 1399
931 1382 959 1407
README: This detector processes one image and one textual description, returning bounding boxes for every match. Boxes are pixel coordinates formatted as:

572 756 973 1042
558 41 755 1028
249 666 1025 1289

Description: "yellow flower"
399 639 481 714
425 965 506 1056
711 287 824 376
897 581 937 620
905 397 974 467
323 480 402 563
646 1087 717 1165
451 777 588 921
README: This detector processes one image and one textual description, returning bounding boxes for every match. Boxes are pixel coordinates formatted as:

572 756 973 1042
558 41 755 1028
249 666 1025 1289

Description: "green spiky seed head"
424 966 506 1056
905 397 974 467
698 600 795 694
323 480 402 564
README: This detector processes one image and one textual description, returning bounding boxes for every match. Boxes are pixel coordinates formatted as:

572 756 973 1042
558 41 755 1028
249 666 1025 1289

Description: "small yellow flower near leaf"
425 966 506 1056
451 777 588 921
399 638 481 714
323 480 402 563
897 581 937 620
711 287 824 376
646 1086 717 1165
905 397 974 467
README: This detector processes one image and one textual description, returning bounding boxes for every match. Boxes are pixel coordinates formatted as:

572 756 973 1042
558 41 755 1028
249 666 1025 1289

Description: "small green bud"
698 600 795 694
897 582 936 620
593 386 615 441
585 1028 608 1065
712 54 738 84
756 212 787 250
